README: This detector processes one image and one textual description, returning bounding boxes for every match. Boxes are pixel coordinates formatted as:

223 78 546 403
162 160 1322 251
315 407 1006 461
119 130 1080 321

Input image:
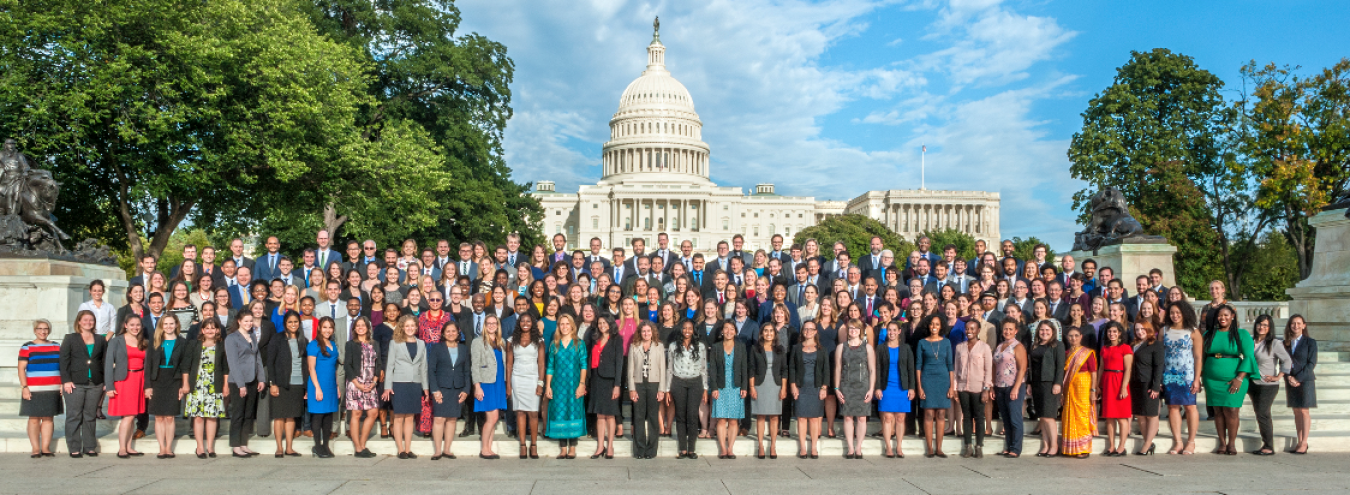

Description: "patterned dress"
185 345 226 418
546 339 587 439
1163 328 1197 406
712 349 744 419
418 311 451 433
345 343 381 411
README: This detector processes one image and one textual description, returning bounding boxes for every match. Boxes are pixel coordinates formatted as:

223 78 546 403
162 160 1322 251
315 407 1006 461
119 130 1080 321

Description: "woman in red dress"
1099 321 1134 456
106 315 149 458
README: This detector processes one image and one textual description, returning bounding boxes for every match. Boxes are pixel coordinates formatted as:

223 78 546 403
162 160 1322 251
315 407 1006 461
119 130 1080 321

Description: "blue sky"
457 0 1350 251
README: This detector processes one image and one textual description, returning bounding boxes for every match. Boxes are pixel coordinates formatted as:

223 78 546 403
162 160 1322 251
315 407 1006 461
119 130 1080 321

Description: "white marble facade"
532 25 1000 253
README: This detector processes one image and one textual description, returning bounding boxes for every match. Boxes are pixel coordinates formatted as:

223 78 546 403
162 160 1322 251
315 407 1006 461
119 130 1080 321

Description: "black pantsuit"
228 381 258 447
631 381 661 458
1247 384 1280 450
670 376 703 453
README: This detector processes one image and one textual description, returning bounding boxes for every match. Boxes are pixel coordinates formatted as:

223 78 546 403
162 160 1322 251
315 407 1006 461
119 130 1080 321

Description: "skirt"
270 385 306 419
1286 380 1317 409
795 382 824 418
878 381 911 413
20 390 63 417
1129 381 1160 417
391 382 424 415
752 379 782 416
1164 383 1196 406
147 371 183 416
432 386 466 418
1029 381 1059 417
588 375 620 416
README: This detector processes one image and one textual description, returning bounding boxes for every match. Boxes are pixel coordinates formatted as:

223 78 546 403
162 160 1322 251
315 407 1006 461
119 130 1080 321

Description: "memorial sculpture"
1071 186 1165 253
0 139 113 264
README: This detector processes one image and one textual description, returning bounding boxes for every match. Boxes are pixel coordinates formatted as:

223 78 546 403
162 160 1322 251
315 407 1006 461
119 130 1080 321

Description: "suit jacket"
1289 337 1318 384
1125 296 1142 321
707 340 749 390
469 337 502 384
650 249 678 273
875 342 915 391
788 343 830 389
785 283 811 307
59 333 108 385
253 252 285 282
458 311 488 344
905 252 941 271
730 317 760 345
385 339 428 389
1046 299 1071 325
922 279 954 296
748 345 787 385
313 249 342 271
946 274 975 294
144 337 190 382
229 256 256 271
184 340 229 393
857 253 883 280
589 334 625 380
103 335 140 392
228 284 251 311
427 341 472 391
583 254 613 276
264 335 309 390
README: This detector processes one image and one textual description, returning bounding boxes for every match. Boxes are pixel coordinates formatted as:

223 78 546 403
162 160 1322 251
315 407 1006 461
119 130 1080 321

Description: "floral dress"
184 345 225 418
345 343 381 411
418 311 451 433
1163 328 1197 406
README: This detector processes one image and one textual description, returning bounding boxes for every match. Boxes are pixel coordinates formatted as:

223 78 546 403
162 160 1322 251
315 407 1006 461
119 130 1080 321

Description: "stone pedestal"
1287 208 1350 351
0 257 126 369
1066 242 1177 291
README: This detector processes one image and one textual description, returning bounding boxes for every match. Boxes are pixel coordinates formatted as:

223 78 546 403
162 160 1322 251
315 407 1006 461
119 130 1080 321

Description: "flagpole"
921 145 926 190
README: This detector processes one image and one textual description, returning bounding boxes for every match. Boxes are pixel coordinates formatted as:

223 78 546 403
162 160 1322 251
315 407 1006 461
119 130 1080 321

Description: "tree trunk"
322 203 349 238
1287 205 1312 280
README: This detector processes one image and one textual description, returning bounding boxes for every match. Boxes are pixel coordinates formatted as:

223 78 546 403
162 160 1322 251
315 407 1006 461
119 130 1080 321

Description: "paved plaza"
5 451 1349 494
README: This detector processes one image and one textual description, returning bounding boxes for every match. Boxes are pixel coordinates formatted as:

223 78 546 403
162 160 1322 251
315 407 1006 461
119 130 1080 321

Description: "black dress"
588 335 624 416
1028 344 1060 417
145 338 188 416
1129 339 1165 417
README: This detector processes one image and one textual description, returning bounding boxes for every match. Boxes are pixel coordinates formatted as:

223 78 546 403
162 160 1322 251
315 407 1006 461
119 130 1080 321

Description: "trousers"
958 391 986 446
1247 384 1279 449
995 385 1024 454
228 381 258 447
63 384 102 454
670 377 704 453
631 382 661 458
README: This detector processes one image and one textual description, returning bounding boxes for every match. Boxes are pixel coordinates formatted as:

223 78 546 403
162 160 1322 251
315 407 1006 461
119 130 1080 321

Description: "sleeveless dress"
511 342 541 412
878 345 910 413
751 351 782 415
839 343 871 417
1163 328 1197 406
184 344 225 418
108 345 146 416
344 343 381 411
711 349 744 419
306 340 339 414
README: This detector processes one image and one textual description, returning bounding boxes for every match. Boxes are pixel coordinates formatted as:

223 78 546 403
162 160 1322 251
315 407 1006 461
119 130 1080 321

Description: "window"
785 226 791 236
741 213 746 218
798 213 803 218
770 213 774 218
753 227 759 237
769 224 776 235
555 224 563 234
593 203 599 209
722 218 729 230
723 204 728 211
555 210 562 216
592 217 599 229
753 213 758 218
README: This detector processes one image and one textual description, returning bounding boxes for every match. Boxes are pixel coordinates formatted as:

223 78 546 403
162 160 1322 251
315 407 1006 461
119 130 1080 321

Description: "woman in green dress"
546 313 588 459
1201 305 1256 455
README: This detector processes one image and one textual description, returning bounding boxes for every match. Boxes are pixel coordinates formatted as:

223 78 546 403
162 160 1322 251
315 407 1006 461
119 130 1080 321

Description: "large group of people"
16 230 1318 460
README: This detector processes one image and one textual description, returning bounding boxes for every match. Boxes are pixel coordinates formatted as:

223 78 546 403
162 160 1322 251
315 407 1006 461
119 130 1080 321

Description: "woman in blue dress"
916 315 955 458
1162 302 1203 455
471 314 508 459
876 321 915 458
306 317 340 458
710 321 748 459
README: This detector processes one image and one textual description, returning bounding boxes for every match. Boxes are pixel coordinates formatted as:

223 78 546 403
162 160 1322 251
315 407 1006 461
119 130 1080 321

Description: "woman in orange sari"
1059 326 1099 459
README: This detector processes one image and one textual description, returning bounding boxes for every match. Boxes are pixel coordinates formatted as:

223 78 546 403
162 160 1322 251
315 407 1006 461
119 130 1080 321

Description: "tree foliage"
1008 236 1056 263
793 214 914 263
921 229 977 260
1235 231 1300 301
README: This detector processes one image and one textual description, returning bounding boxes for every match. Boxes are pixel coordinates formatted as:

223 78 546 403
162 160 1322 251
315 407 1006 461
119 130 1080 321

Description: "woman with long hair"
627 321 667 459
749 324 787 459
145 316 189 458
1246 314 1289 456
167 280 199 335
382 315 427 459
471 314 509 459
106 315 148 458
345 316 383 458
876 321 916 458
1130 321 1165 456
307 317 341 458
427 321 469 460
666 320 708 459
915 316 953 458
835 318 876 459
1202 305 1256 455
587 317 625 458
507 312 545 459
1163 302 1204 455
184 319 227 458
1028 320 1065 457
266 311 306 457
1059 326 1099 459
1099 322 1133 456
547 314 588 458
711 321 748 459
1284 314 1316 454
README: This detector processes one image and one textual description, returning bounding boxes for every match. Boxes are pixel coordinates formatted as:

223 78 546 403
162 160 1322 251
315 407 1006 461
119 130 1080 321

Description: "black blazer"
590 334 625 380
707 341 748 390
264 335 309 390
875 342 916 391
58 333 107 385
343 340 386 386
1028 341 1066 383
1130 339 1165 394
1289 337 1318 383
184 340 229 392
144 338 190 381
788 344 831 389
427 341 472 390
748 345 787 385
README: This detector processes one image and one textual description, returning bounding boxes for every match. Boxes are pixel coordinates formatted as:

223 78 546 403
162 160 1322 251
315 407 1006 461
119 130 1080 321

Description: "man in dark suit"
415 249 443 281
728 234 753 267
622 238 647 275
1046 281 1071 325
454 242 479 283
906 236 940 271
228 265 254 311
786 264 812 307
457 294 489 343
313 230 342 271
274 256 300 287
651 233 678 273
227 238 255 272
128 254 158 294
786 244 807 277
922 260 954 295
689 254 710 293
1127 275 1150 321
254 236 284 282
910 258 937 290
340 240 366 275
947 258 975 294
767 234 792 266
430 239 451 271
620 255 654 296
822 241 848 280
857 236 885 281
585 237 612 275
703 270 730 305
804 258 825 293
762 258 790 288
976 292 1004 327
826 251 853 288
706 241 732 275
504 233 524 269
549 233 570 266
674 240 696 275
609 247 629 288
198 245 226 288
857 277 882 318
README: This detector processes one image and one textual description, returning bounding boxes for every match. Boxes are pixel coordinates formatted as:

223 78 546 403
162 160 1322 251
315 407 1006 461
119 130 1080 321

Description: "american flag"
922 145 926 152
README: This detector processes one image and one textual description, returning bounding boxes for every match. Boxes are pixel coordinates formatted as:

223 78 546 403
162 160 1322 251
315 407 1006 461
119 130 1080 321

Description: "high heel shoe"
530 444 539 459
1134 444 1155 456
519 444 528 459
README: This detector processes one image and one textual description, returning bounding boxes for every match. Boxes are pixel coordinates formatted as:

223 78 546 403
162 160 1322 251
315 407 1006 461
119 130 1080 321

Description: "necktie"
718 294 725 304
319 252 327 267
797 286 804 302
736 275 742 286
330 303 337 319
461 261 468 274
694 272 702 285
475 314 482 335
866 297 873 314
509 254 516 266
269 254 276 270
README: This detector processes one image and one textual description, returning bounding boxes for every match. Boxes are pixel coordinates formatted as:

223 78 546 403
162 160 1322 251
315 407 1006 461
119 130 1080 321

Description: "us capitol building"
531 22 1000 252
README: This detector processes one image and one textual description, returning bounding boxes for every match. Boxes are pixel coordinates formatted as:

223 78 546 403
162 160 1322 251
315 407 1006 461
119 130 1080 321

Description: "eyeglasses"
364 247 376 251
428 298 443 303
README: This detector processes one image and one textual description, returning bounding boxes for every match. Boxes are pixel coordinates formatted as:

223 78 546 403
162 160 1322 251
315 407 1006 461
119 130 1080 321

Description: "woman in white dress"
506 317 545 459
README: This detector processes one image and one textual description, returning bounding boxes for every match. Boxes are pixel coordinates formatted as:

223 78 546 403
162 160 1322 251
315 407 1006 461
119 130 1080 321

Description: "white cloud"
458 0 1085 248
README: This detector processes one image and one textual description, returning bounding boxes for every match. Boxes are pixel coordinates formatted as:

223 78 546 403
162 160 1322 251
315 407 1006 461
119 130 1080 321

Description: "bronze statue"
0 138 30 215
0 139 71 253
1071 187 1162 253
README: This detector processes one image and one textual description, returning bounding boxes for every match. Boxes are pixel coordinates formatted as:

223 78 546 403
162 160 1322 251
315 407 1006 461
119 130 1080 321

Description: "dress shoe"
133 430 146 440
69 453 83 459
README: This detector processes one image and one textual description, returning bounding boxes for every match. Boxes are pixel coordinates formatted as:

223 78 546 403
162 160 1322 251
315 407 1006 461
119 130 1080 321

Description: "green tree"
793 214 914 263
0 0 417 261
1009 236 1056 264
1238 59 1350 279
921 229 977 260
1067 49 1240 296
1235 231 1300 301
299 0 544 249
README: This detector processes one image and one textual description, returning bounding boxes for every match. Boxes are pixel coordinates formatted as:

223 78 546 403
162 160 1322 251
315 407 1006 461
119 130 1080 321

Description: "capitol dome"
600 25 711 185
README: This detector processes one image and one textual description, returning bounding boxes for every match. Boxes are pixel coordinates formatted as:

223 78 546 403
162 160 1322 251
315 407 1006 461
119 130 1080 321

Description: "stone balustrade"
1189 300 1290 326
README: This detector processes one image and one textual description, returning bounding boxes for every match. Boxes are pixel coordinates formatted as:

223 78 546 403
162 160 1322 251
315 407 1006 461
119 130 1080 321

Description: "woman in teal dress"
307 317 341 458
1201 306 1256 455
546 314 588 459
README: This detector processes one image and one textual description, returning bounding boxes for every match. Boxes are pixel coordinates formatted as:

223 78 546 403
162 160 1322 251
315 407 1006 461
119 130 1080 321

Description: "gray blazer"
1252 338 1292 386
103 335 140 393
384 339 428 390
225 330 266 388
470 337 501 385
